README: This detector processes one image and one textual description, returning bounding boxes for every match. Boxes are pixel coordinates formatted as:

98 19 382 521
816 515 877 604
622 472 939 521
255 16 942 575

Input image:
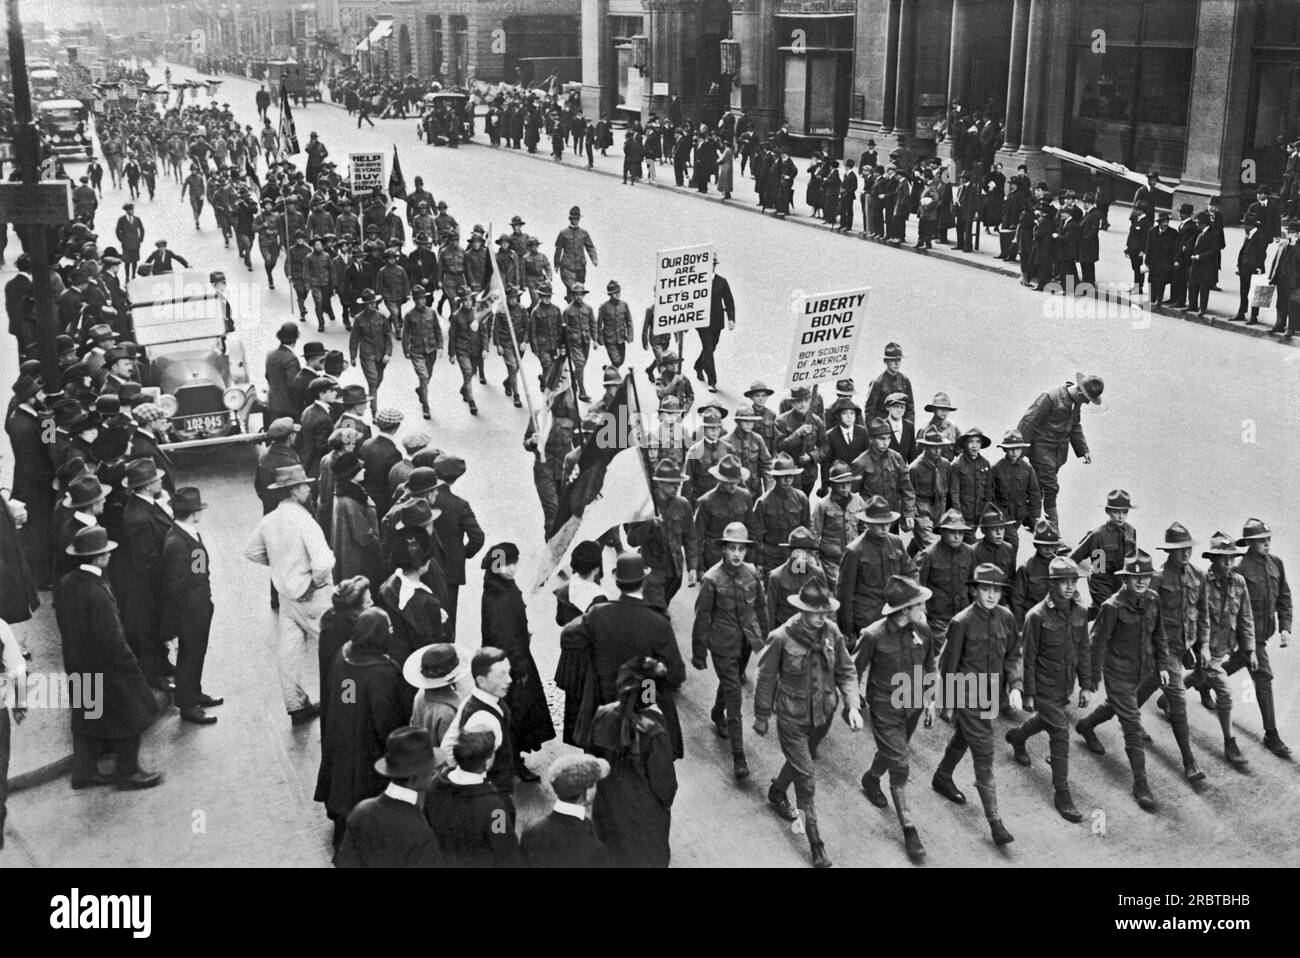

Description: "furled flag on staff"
279 88 300 157
524 351 577 465
389 146 407 201
531 373 654 591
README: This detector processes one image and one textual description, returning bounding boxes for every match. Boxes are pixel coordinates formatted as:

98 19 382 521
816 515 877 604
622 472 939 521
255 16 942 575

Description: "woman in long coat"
378 527 445 663
554 540 607 745
318 575 371 719
716 145 734 200
480 542 555 774
590 654 678 868
314 607 411 850
329 451 383 587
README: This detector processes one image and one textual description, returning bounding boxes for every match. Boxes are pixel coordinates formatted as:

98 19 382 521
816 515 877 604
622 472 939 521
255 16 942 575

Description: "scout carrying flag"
279 87 300 157
389 146 407 201
531 372 655 591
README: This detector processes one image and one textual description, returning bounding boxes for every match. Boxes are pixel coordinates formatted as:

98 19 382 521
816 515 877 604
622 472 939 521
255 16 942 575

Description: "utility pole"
6 0 61 395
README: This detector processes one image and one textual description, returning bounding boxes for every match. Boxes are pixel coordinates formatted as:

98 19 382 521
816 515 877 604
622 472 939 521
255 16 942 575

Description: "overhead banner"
652 243 715 336
349 151 385 194
784 287 870 389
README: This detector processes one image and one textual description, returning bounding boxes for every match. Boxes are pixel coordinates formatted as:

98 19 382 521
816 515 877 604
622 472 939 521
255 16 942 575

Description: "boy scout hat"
526 236 540 246
881 576 932 615
958 427 991 448
916 426 950 447
1157 522 1196 550
1104 489 1135 510
601 366 622 387
744 381 774 399
658 395 683 413
1031 519 1062 545
698 408 725 428
733 403 762 421
708 454 750 484
866 417 892 439
863 495 899 524
969 563 1008 587
606 280 620 293
1115 550 1156 576
496 234 513 246
1202 532 1244 559
718 521 753 545
780 526 820 551
788 580 839 613
356 288 381 305
788 386 812 401
978 503 1015 529
1074 372 1105 405
510 215 525 226
768 452 802 477
997 429 1030 449
883 342 904 360
660 349 679 365
415 232 432 243
936 508 972 532
652 460 687 483
827 460 856 484
569 205 582 218
1043 556 1083 580
538 282 553 295
1237 518 1272 545
570 283 588 294
411 285 428 298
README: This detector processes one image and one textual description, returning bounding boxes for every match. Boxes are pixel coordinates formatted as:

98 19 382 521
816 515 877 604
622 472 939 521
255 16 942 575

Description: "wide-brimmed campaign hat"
708 454 750 484
923 392 956 412
697 401 728 421
1237 518 1272 545
827 460 856 484
997 429 1030 449
978 503 1015 529
652 460 687 483
1156 521 1195 550
936 508 971 532
718 521 753 544
373 726 438 779
733 403 762 422
969 563 1008 587
1104 489 1135 510
788 581 839 614
780 526 819 551
67 525 117 557
881 575 932 615
916 426 950 447
744 380 774 399
355 288 381 305
1202 532 1244 559
403 643 468 691
883 342 904 360
958 427 991 449
267 464 316 489
1039 556 1083 580
866 417 892 439
1114 551 1156 577
768 452 802 477
1031 519 1061 545
1074 372 1105 406
863 495 899 524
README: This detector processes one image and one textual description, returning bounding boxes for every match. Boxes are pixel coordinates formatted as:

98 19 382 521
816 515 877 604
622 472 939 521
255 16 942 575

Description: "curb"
239 78 1296 347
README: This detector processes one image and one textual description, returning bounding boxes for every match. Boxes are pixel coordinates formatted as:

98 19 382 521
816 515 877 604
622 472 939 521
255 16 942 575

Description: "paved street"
3 65 1299 868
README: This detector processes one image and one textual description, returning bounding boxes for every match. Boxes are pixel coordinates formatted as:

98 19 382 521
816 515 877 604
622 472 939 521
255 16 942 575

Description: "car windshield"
42 110 80 123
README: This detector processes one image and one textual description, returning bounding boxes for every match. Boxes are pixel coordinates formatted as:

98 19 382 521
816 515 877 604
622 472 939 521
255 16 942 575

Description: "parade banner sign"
349 151 385 194
784 287 870 389
652 244 715 335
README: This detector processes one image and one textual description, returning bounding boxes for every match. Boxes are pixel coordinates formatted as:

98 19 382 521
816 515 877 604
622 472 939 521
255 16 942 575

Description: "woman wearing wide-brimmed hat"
403 643 469 766
754 581 861 868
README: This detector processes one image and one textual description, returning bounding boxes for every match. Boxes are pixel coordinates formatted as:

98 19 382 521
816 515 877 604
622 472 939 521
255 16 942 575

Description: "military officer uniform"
1016 375 1103 528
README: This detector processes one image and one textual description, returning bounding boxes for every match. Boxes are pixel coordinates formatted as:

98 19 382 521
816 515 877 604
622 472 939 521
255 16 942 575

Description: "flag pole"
627 369 661 519
277 88 292 318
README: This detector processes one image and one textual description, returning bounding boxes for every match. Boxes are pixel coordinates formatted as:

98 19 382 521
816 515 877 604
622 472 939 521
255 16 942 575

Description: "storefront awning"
356 19 394 52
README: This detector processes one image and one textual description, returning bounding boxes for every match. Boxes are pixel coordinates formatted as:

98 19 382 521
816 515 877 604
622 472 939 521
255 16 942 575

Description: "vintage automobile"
419 90 473 146
126 271 264 451
266 60 307 103
29 67 62 100
36 99 92 157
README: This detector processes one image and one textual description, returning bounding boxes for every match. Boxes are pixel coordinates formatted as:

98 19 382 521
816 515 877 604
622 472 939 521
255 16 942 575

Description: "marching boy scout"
755 582 861 869
990 429 1041 557
933 563 1021 847
1227 518 1291 758
751 453 810 576
1071 489 1138 619
811 461 865 592
908 426 954 556
1005 556 1092 822
856 575 937 863
692 522 768 782
916 509 976 653
729 404 773 499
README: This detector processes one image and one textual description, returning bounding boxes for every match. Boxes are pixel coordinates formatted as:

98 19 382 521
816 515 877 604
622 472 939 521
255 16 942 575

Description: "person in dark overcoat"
589 655 679 868
0 478 38 626
430 455 484 640
318 575 371 713
5 381 55 591
162 487 222 724
315 607 410 850
120 458 174 687
425 729 522 868
481 542 555 777
328 451 383 588
378 528 446 663
522 753 612 868
334 726 443 868
55 526 162 790
554 541 609 746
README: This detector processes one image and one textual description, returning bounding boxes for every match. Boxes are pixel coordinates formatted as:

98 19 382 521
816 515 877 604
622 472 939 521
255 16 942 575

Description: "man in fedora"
349 289 392 415
1228 519 1291 758
1182 532 1255 769
404 644 469 766
244 464 336 725
626 461 699 611
775 387 827 498
1012 520 1068 629
691 453 753 572
1071 489 1138 620
163 487 223 725
265 322 302 423
752 453 811 577
560 552 687 757
932 563 1020 846
853 418 915 530
693 522 768 779
55 526 163 791
429 454 484 639
837 495 917 642
917 509 976 653
755 581 861 868
1005 556 1092 821
1016 374 1103 529
990 429 1040 558
288 340 328 418
297 377 339 478
1146 521 1210 781
334 726 444 868
1075 551 1170 810
766 525 828 627
121 458 176 691
856 575 937 863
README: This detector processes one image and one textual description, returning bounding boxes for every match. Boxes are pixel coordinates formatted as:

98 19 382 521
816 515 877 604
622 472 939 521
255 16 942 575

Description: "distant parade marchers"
0 60 1293 870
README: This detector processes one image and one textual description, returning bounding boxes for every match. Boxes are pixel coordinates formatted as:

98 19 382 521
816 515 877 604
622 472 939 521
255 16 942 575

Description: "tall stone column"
1018 0 1048 149
729 0 779 134
882 0 901 132
582 0 611 118
1001 0 1029 149
893 0 917 134
946 0 971 111
441 14 455 83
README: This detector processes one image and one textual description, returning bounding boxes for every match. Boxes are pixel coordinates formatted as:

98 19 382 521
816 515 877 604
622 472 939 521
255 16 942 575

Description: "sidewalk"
313 92 1292 347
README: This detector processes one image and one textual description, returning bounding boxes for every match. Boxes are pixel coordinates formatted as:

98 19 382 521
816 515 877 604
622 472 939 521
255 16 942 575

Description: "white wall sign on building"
783 287 870 389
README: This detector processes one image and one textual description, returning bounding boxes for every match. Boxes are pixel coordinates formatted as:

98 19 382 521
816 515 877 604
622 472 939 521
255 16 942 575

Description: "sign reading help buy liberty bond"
653 243 716 335
784 287 870 389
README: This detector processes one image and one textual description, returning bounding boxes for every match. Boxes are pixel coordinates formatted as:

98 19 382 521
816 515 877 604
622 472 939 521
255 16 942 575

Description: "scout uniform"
920 391 963 462
690 456 754 572
286 234 311 319
755 582 859 869
401 287 442 418
560 284 597 400
492 287 530 407
1070 489 1138 619
683 412 736 504
625 461 698 611
764 526 828 629
1227 519 1292 757
744 381 780 455
447 288 488 415
641 304 671 379
810 460 865 592
908 426 954 556
916 509 976 651
855 418 916 525
525 409 576 537
437 238 466 310
933 564 1021 846
527 284 562 384
750 453 811 576
948 427 993 542
554 205 597 294
347 290 391 412
1012 520 1066 628
654 352 694 413
728 404 773 499
989 429 1041 557
522 238 553 306
596 282 634 368
836 496 918 639
1005 556 1092 821
646 398 690 475
863 341 915 423
1016 375 1104 529
973 504 1017 602
774 387 828 498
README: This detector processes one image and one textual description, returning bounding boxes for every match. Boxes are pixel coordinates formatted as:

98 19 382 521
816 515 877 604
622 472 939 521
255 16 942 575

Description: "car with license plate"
126 271 264 450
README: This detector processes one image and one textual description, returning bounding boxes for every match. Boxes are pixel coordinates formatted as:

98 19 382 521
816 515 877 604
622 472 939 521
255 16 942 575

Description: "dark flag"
389 146 407 201
279 88 300 157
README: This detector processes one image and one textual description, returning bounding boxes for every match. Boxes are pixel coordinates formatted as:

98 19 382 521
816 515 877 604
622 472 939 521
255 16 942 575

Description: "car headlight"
223 386 246 410
157 394 179 417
